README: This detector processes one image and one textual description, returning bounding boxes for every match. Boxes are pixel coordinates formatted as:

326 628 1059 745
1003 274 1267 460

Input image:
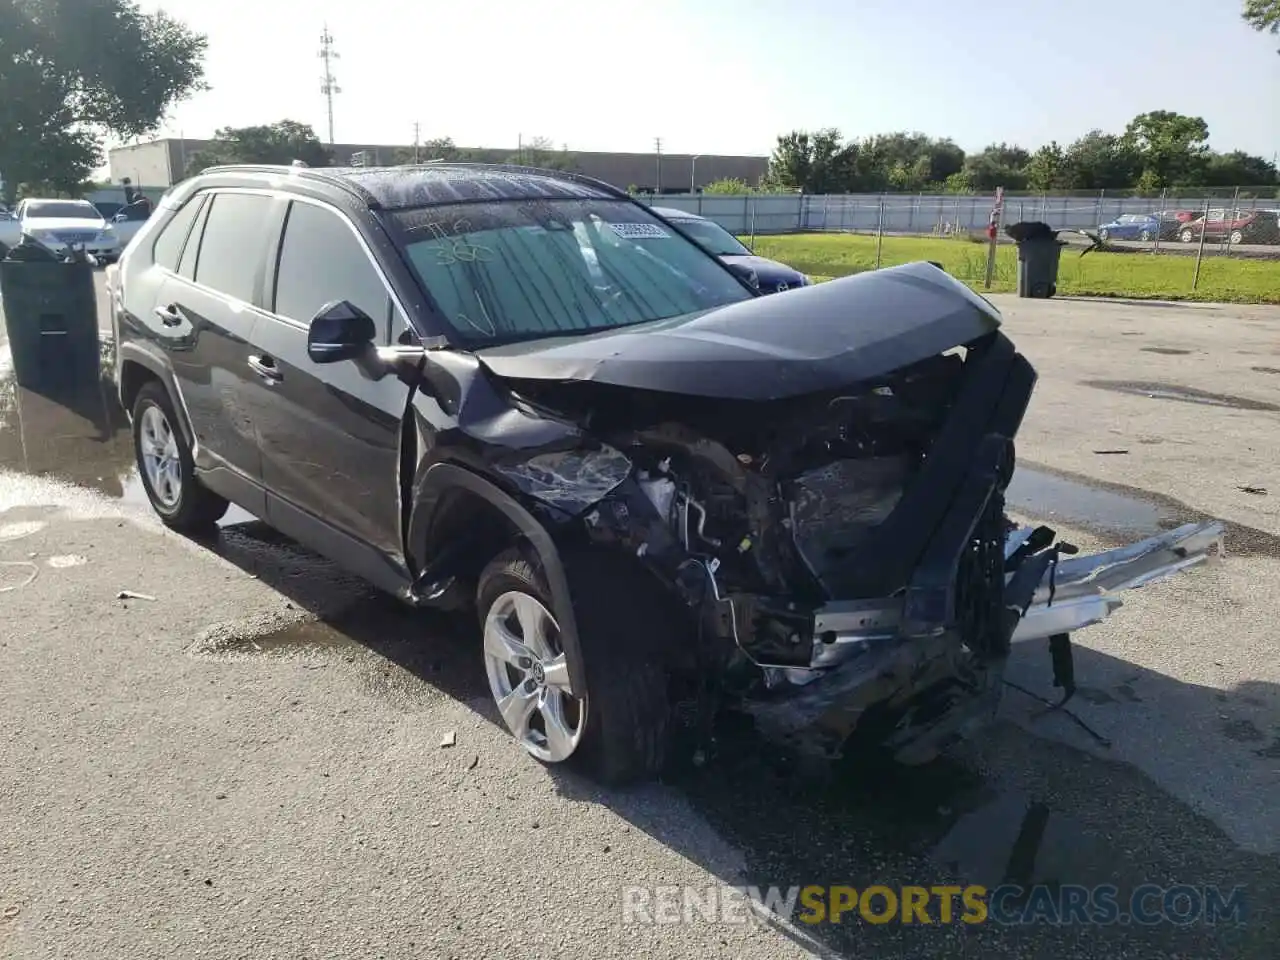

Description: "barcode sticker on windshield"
609 222 670 240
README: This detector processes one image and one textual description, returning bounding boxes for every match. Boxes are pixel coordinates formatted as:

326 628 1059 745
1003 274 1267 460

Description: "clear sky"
137 0 1280 159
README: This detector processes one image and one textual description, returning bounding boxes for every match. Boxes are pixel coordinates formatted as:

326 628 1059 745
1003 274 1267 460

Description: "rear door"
247 197 414 587
154 190 277 508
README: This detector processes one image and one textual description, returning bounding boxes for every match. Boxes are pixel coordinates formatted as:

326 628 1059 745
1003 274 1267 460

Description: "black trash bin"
0 244 99 390
1005 221 1066 299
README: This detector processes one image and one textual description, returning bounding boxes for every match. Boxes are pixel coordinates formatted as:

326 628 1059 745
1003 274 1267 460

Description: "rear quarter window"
151 193 207 272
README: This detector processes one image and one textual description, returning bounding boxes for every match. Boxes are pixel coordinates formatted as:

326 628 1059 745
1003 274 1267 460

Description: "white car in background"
10 198 122 262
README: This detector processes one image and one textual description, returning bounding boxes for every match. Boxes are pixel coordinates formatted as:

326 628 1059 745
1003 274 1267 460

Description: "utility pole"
654 137 663 193
413 122 421 163
318 25 341 145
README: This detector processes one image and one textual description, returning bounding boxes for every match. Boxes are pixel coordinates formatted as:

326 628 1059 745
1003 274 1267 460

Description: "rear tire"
476 547 673 784
1139 229 1152 242
1229 230 1244 245
131 381 229 533
1179 229 1194 243
1098 228 1109 242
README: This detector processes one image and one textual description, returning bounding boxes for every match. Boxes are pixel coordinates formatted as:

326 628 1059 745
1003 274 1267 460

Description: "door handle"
154 304 183 327
247 354 283 383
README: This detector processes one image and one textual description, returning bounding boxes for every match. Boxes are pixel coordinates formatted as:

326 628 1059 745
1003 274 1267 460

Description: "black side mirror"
307 300 377 364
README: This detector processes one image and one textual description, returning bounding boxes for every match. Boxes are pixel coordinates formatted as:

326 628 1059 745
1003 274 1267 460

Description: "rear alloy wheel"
1180 229 1194 243
1140 229 1152 242
1098 228 1109 242
476 548 672 784
1229 230 1244 245
132 381 229 532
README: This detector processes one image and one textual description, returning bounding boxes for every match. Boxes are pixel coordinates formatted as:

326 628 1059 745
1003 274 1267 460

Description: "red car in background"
1178 208 1280 245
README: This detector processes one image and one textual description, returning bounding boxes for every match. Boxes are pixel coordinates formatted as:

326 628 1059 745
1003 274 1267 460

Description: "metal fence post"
1095 189 1104 229
822 194 829 232
1192 196 1211 291
748 195 757 251
798 191 806 232
1153 187 1167 254
742 194 750 245
875 195 885 269
1225 186 1241 253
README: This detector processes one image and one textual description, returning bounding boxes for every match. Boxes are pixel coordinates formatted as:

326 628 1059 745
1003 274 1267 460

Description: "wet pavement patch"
1007 466 1181 538
1141 347 1193 356
1011 462 1280 559
1082 380 1280 413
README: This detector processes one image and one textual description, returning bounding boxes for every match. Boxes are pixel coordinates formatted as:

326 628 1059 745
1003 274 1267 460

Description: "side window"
272 201 391 335
151 193 207 272
194 192 275 303
178 197 211 280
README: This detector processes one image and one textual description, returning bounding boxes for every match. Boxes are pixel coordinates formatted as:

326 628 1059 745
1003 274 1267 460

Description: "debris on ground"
1092 449 1130 455
1238 485 1268 496
116 590 157 601
467 755 479 770
439 731 457 748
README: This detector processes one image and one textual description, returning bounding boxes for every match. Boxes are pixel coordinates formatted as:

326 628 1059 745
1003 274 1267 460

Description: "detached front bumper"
745 520 1225 758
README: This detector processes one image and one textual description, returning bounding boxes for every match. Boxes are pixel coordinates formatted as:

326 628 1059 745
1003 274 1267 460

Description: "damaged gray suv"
108 163 1224 783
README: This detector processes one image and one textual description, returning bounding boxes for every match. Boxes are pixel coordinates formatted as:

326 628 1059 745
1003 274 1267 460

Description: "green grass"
741 233 1280 304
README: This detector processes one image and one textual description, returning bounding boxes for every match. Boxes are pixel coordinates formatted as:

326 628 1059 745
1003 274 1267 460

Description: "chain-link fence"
643 188 1280 301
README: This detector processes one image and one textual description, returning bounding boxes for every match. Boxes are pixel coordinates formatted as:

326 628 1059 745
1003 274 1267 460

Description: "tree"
1202 150 1279 187
185 121 331 176
1061 130 1141 189
1243 0 1280 51
0 0 207 201
1024 142 1070 191
1123 111 1210 186
962 143 1031 191
507 135 575 171
765 129 859 193
392 137 477 164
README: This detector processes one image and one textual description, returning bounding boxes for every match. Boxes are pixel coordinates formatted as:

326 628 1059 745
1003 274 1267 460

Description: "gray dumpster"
1006 221 1066 299
0 244 99 390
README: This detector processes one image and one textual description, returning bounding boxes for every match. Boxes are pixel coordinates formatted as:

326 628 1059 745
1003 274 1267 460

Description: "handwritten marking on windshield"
422 218 495 265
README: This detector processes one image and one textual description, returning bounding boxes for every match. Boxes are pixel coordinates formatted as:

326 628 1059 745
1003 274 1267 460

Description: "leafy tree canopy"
0 0 206 199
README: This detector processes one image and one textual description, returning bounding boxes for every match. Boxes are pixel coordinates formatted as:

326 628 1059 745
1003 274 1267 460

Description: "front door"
249 198 413 588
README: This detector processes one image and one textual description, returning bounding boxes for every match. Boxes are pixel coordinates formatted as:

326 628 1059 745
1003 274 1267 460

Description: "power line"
318 25 341 145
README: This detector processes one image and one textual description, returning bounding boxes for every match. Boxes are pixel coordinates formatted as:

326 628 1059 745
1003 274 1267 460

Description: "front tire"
132 381 229 532
1179 229 1194 243
1098 228 1109 242
476 548 672 784
1229 230 1244 245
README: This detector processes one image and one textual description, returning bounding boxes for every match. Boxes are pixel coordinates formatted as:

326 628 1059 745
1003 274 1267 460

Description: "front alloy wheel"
482 590 585 763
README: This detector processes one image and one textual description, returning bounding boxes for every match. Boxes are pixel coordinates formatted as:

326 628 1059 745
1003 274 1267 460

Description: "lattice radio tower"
318 26 341 145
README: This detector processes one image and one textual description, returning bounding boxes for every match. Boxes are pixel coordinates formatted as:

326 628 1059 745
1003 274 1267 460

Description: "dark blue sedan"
651 206 810 293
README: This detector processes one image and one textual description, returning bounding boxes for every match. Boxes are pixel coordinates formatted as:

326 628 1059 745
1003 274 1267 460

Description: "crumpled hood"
476 261 1003 401
719 253 806 287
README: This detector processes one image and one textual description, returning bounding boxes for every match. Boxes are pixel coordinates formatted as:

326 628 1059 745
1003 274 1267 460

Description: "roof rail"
193 163 378 206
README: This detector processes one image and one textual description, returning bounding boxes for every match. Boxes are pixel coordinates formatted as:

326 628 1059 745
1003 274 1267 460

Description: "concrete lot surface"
1 281 1278 958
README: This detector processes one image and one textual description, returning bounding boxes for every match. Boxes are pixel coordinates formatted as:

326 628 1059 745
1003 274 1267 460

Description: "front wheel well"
417 486 530 602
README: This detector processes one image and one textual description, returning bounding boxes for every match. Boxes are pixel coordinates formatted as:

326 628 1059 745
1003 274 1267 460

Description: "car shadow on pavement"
192 520 1280 958
5 374 1278 958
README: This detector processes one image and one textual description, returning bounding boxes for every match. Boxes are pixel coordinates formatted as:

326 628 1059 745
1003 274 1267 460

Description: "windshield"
669 217 752 257
395 199 752 345
23 200 101 220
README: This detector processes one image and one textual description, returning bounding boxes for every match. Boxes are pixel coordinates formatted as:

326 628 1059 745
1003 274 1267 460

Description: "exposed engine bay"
490 327 1225 762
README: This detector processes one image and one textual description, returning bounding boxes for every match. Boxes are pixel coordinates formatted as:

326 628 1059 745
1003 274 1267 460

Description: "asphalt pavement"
1 277 1279 958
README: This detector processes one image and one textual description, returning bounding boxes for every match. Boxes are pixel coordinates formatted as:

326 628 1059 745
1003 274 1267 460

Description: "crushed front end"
494 327 1223 764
